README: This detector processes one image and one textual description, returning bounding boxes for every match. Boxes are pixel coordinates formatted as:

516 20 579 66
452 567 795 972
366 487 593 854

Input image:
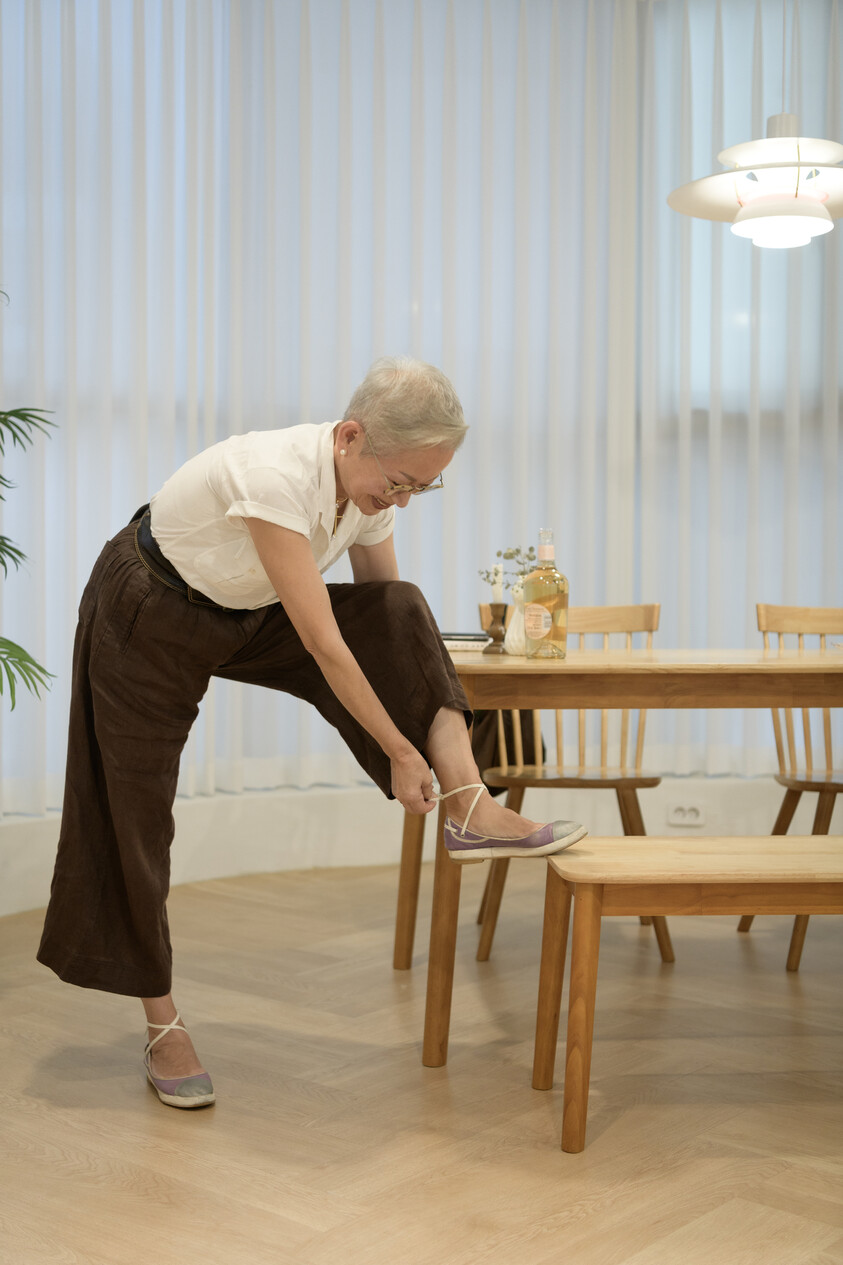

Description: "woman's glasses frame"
364 431 444 498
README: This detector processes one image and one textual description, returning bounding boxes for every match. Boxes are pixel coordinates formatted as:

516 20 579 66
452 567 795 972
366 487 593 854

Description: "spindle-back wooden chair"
737 604 843 969
477 603 673 963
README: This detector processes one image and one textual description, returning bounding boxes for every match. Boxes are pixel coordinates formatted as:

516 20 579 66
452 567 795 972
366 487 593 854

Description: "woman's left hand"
389 747 438 815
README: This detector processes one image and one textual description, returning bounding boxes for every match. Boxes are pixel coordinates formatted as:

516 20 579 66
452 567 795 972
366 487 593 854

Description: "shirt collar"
318 421 354 539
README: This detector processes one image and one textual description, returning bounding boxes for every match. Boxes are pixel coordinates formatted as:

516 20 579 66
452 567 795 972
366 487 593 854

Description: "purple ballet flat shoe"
144 1013 216 1109
439 784 588 863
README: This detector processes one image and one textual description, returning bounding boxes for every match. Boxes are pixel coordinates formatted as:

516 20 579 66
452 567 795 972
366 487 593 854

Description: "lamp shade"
667 116 843 248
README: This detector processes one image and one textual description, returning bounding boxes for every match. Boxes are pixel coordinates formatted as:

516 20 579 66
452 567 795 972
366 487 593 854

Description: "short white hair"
343 356 467 455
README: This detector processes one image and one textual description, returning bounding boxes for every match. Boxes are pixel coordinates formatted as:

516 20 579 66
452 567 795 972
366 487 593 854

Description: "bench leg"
393 811 426 970
532 866 572 1090
561 882 604 1153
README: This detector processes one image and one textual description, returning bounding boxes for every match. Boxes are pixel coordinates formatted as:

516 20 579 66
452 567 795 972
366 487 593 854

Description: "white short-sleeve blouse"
149 422 394 609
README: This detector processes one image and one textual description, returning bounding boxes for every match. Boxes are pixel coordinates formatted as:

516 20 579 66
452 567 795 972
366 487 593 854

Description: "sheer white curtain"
1 0 840 818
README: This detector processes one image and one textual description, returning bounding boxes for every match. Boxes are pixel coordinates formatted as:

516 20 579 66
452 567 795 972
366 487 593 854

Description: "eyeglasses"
364 431 445 497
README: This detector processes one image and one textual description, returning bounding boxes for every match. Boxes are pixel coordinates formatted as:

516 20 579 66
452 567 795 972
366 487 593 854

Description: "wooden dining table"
422 646 843 1067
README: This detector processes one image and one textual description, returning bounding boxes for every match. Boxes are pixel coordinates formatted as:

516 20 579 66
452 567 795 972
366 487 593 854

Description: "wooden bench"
531 835 843 1153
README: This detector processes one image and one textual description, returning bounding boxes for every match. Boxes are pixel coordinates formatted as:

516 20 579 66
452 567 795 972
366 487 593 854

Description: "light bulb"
731 195 833 248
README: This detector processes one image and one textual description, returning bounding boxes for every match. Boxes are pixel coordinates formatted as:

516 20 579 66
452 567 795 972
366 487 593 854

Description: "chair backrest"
495 603 660 773
757 604 843 777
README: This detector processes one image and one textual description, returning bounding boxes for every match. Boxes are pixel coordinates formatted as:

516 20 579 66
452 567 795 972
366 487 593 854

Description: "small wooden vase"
483 602 508 654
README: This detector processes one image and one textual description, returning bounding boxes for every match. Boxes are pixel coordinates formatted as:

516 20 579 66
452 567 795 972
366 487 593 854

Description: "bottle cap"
537 527 555 562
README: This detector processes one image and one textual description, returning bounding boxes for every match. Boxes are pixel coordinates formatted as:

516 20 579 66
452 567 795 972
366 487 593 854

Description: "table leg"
561 882 604 1153
532 865 572 1090
393 812 426 970
422 801 463 1066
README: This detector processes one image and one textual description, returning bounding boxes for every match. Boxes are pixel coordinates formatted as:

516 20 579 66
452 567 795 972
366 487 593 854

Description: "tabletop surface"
548 835 843 884
448 646 843 710
449 647 843 674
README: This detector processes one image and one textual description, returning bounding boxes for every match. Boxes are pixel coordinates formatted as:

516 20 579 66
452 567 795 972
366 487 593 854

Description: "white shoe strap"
436 782 486 836
144 1011 188 1055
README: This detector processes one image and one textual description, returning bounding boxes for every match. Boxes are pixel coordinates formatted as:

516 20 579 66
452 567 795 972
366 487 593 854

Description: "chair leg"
476 859 510 961
811 787 836 834
616 787 650 925
616 786 637 835
393 810 426 970
617 788 673 961
477 870 490 924
475 785 525 959
615 784 645 925
738 788 802 934
651 915 675 964
786 790 837 971
774 787 804 833
786 915 810 972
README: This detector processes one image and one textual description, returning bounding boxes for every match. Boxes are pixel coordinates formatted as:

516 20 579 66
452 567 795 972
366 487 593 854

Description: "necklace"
333 496 348 537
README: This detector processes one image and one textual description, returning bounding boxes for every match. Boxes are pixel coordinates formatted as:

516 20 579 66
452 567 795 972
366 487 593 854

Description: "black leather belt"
132 505 230 610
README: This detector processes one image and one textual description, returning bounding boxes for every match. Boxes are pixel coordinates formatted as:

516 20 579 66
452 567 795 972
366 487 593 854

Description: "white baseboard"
1 777 840 919
0 786 413 919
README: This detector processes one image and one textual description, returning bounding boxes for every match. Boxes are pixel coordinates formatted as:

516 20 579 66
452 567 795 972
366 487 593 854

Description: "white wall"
2 777 839 919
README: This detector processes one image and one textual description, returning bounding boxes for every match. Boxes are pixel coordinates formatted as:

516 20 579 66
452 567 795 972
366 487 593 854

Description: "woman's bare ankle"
441 786 539 837
142 995 206 1079
146 1028 206 1079
438 784 485 821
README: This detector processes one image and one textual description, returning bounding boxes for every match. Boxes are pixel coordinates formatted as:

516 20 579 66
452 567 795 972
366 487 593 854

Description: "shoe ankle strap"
437 783 487 837
145 1012 188 1055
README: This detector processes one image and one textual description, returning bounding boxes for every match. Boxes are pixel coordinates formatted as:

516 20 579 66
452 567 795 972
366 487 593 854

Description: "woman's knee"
330 580 440 655
382 578 427 610
376 580 437 631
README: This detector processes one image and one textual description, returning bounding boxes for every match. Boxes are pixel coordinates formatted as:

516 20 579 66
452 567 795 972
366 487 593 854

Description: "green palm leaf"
1 294 55 712
0 404 55 709
0 407 55 456
0 637 53 710
0 535 27 576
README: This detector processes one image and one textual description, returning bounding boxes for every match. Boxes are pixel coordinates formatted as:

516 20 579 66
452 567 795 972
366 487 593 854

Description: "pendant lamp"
667 3 843 248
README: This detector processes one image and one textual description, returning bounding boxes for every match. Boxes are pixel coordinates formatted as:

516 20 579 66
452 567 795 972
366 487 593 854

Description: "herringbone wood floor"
1 860 842 1265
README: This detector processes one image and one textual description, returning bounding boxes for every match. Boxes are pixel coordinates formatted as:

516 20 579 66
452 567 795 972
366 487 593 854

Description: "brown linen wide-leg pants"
37 519 470 998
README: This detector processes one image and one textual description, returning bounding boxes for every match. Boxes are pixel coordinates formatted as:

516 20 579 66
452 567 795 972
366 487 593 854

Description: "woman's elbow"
301 626 346 666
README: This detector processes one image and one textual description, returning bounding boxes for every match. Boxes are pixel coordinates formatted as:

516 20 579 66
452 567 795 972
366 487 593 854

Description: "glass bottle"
522 528 568 659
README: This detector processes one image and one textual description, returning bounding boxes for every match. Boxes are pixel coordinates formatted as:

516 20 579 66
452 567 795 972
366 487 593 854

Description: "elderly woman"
37 357 585 1109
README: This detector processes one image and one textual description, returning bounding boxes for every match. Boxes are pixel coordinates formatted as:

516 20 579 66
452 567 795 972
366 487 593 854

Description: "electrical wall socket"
667 803 706 828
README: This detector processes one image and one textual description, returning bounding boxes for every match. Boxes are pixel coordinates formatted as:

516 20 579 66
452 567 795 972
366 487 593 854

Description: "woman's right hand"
390 748 438 815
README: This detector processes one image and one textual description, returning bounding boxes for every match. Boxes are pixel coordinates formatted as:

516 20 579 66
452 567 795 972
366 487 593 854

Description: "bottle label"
524 603 552 639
